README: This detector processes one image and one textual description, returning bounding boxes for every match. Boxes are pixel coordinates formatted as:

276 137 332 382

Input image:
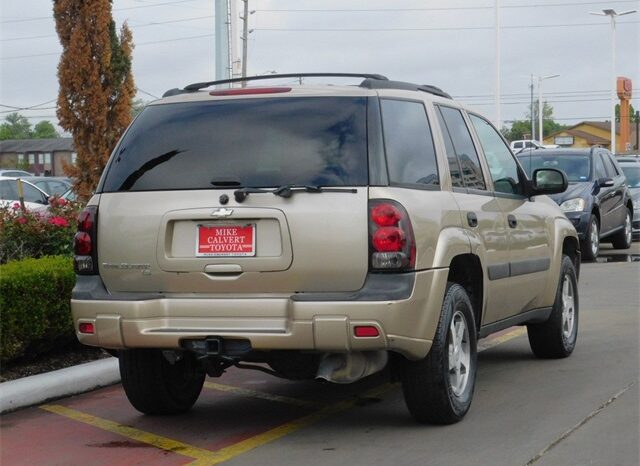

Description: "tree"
615 104 639 123
54 0 135 200
33 121 59 139
131 98 148 118
502 100 568 142
0 113 32 140
0 113 60 140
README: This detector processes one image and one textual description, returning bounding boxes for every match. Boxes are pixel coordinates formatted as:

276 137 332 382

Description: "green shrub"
0 256 75 363
0 197 81 264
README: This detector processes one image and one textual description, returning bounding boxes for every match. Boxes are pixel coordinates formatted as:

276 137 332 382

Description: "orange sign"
617 77 632 99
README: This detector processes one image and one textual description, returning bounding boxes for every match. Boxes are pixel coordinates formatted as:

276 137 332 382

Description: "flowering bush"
0 197 82 263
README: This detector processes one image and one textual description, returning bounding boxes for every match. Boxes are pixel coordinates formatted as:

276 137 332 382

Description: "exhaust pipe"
316 351 388 384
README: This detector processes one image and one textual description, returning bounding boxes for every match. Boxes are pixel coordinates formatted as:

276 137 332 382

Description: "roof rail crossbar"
359 78 452 99
182 73 389 92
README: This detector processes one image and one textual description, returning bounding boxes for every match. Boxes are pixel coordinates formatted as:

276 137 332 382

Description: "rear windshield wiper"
233 184 357 203
272 184 357 198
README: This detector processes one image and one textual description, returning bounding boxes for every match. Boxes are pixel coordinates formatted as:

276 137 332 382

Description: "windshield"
621 165 640 188
100 97 368 192
518 154 591 182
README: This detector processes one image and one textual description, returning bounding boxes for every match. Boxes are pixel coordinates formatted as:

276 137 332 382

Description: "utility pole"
530 74 534 139
494 0 501 129
589 9 637 154
240 0 249 87
214 0 230 83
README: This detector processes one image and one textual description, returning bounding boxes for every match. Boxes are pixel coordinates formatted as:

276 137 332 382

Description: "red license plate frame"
196 224 256 257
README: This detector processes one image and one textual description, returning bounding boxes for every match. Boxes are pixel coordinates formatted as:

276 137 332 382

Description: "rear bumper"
71 269 449 360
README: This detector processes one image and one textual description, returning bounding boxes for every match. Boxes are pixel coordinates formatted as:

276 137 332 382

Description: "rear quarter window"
380 99 439 187
100 97 369 192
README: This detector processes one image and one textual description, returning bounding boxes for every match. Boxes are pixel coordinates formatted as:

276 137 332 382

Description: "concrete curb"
0 357 121 414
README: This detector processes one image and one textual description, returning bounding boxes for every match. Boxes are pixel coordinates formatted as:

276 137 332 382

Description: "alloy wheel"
448 311 471 396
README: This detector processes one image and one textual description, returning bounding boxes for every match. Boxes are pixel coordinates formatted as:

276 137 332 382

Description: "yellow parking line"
41 329 526 465
40 404 219 462
185 383 397 466
478 327 527 351
203 381 323 409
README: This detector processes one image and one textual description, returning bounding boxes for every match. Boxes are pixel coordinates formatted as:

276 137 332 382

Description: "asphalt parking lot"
1 243 638 466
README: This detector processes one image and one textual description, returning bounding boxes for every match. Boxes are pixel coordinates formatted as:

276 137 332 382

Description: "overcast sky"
1 0 638 133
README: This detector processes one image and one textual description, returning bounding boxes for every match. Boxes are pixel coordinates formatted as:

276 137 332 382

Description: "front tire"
610 209 632 250
120 349 205 415
580 214 599 261
527 255 579 359
399 282 478 424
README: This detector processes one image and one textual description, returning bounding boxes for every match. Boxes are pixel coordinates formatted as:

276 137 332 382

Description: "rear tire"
610 209 632 250
527 255 578 359
580 215 599 261
120 349 205 415
399 282 477 424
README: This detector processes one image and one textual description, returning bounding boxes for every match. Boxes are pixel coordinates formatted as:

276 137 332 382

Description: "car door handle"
467 212 478 228
508 215 517 228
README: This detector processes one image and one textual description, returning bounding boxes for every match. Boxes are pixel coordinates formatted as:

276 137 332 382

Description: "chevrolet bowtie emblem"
211 208 234 218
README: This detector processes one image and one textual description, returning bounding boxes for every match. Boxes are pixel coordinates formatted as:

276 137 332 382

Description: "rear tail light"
74 205 98 275
369 200 415 271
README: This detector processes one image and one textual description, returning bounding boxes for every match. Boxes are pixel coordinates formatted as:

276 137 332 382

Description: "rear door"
434 105 509 324
468 113 552 318
96 95 371 294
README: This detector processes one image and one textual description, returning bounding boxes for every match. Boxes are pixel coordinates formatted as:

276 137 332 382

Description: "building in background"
544 121 638 153
0 138 75 176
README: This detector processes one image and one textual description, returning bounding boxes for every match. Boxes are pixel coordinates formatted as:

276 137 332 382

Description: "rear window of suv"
100 97 368 192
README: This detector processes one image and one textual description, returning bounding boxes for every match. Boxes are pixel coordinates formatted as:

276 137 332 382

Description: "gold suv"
72 73 579 424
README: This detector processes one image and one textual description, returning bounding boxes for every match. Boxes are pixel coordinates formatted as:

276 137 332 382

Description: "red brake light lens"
372 227 405 252
77 208 94 232
209 87 292 96
371 204 401 227
74 232 92 255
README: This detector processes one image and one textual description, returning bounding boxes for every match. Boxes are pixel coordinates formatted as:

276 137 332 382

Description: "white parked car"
0 177 50 211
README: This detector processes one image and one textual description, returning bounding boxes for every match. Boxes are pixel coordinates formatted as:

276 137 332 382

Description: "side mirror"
598 177 614 188
530 168 568 196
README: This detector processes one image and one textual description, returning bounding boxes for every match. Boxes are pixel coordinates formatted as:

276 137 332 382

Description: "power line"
255 1 638 13
1 14 215 42
0 0 200 24
252 20 639 32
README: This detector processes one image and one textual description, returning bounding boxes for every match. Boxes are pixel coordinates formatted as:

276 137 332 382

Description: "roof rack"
162 73 451 100
183 73 388 92
359 78 451 99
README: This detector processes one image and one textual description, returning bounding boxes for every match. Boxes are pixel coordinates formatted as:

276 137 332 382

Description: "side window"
380 99 439 186
469 114 524 196
0 180 18 200
593 154 607 179
22 183 46 204
602 153 619 177
514 142 523 149
437 106 486 190
436 109 463 187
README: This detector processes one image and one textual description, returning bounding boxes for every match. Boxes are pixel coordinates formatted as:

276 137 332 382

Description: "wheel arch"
562 235 581 280
446 253 484 333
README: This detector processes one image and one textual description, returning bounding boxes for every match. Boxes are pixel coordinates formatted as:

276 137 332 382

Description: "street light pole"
590 9 637 154
536 74 559 144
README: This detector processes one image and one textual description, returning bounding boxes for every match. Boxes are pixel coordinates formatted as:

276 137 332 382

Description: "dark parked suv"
518 147 633 260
